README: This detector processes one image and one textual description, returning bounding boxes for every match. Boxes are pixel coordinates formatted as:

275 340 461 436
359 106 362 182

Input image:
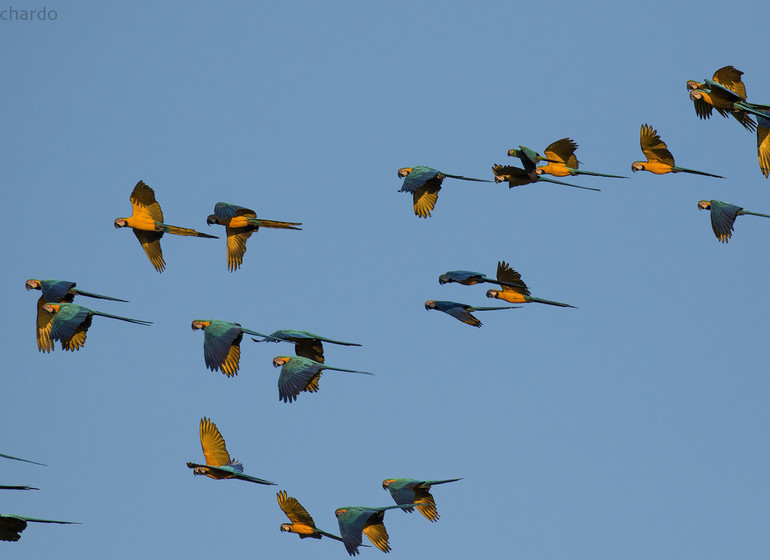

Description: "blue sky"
2 1 769 558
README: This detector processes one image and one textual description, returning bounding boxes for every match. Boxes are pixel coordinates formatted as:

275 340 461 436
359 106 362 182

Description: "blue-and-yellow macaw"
512 139 626 179
485 261 576 308
688 80 770 123
686 66 757 131
26 279 128 353
631 124 724 177
697 200 770 243
382 478 461 522
438 269 526 288
492 164 600 191
272 356 373 403
424 300 520 327
755 111 770 177
0 514 79 542
397 166 491 218
186 417 276 485
191 320 263 377
334 504 420 556
252 329 361 363
42 303 151 351
0 453 46 467
277 490 349 543
206 202 302 271
114 181 217 272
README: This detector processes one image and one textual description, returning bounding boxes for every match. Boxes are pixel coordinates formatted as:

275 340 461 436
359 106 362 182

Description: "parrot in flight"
42 303 151 351
492 164 600 191
26 279 128 352
272 356 373 403
398 166 491 218
485 261 576 308
334 503 421 556
755 110 770 177
0 514 79 542
686 65 756 131
511 139 626 179
252 329 361 363
424 300 519 327
186 417 276 485
114 181 218 272
206 202 302 271
697 200 770 243
631 124 723 177
277 490 349 543
439 269 529 288
192 320 264 377
382 477 461 522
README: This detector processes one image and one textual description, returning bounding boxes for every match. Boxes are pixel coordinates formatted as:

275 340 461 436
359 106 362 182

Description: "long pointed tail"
92 311 153 325
573 169 628 179
0 485 39 490
323 366 375 375
160 223 219 238
673 166 724 178
443 173 493 183
427 477 463 485
74 289 129 302
237 472 277 485
740 210 770 219
539 177 601 191
241 328 270 338
530 296 577 308
316 529 345 542
0 453 46 466
247 218 302 230
470 305 521 311
737 101 770 119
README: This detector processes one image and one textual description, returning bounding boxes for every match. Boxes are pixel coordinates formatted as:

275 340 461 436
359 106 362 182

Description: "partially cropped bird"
382 478 461 522
755 110 770 177
206 202 302 271
0 486 38 491
114 181 218 272
42 303 151 351
277 490 346 543
697 200 770 243
191 320 262 377
0 515 79 542
492 164 600 191
397 166 491 218
631 124 724 177
252 329 361 363
0 453 46 466
516 138 627 179
686 65 756 131
186 417 276 485
335 504 420 556
485 261 576 308
272 356 373 403
424 300 519 327
26 279 128 353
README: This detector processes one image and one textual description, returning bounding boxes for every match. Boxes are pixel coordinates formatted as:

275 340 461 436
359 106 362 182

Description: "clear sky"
2 1 769 558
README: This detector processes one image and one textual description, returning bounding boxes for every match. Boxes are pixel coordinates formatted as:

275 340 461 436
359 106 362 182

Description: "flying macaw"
272 356 373 403
492 164 600 191
252 329 361 363
382 478 461 522
755 111 770 177
438 269 525 288
277 490 348 543
26 279 129 353
686 65 756 131
688 71 770 125
631 124 724 177
697 200 770 243
0 453 46 466
206 202 302 271
42 303 151 351
424 300 520 327
0 486 38 491
335 504 420 556
397 166 491 218
513 139 626 179
186 417 276 485
114 181 218 272
0 514 79 542
191 320 263 377
485 261 576 308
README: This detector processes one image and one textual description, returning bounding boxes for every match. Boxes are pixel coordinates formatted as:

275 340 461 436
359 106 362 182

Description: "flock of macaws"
11 64 767 552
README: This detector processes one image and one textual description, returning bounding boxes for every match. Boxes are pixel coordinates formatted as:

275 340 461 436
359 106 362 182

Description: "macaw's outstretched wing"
277 490 317 527
708 200 742 242
640 124 674 166
203 322 244 376
225 226 254 271
199 417 231 467
756 111 770 177
130 181 163 222
412 179 442 218
35 297 56 353
278 361 319 403
543 138 579 167
49 304 91 343
133 229 165 272
362 511 391 553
